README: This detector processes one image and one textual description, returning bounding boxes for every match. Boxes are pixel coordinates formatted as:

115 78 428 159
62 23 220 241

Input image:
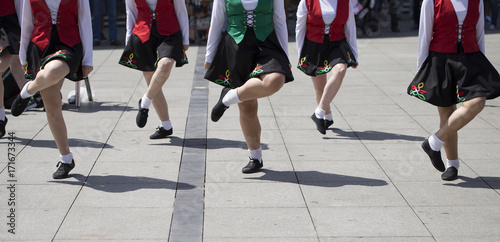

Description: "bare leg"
317 63 347 114
26 60 70 94
236 73 285 101
437 105 458 160
435 97 486 146
0 52 14 109
142 71 170 122
238 99 261 150
144 57 174 101
10 55 28 89
40 79 70 156
311 74 326 106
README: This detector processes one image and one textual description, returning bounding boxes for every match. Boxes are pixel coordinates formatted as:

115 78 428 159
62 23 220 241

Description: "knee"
238 101 258 117
156 58 174 73
334 63 347 75
468 97 486 114
36 71 61 84
263 73 285 94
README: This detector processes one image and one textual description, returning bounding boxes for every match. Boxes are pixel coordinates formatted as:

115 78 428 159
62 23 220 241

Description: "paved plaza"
1 23 500 241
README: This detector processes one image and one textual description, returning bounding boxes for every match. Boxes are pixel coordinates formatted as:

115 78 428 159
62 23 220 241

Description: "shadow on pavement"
443 176 500 189
15 137 113 149
63 101 132 113
150 136 270 150
245 169 388 187
328 128 423 141
50 174 196 193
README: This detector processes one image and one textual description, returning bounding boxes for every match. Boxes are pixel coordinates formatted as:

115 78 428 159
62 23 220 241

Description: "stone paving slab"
1 24 500 241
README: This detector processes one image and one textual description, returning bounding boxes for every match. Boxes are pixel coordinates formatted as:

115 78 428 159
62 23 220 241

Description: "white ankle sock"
20 81 34 99
315 108 326 119
60 152 73 164
324 112 333 121
249 147 262 163
446 159 460 169
141 95 153 109
161 120 172 130
0 107 5 121
222 88 241 106
428 134 444 151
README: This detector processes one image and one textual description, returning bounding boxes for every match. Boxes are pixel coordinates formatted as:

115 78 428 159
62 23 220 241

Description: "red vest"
30 0 81 51
306 0 349 43
429 0 480 53
132 0 180 43
0 0 16 17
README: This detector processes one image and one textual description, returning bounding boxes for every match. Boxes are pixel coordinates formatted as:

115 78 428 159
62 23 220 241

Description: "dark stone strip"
169 47 208 242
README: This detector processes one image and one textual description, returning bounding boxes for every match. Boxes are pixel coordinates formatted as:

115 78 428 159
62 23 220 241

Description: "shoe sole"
311 114 326 135
136 99 148 128
211 88 230 122
421 140 445 172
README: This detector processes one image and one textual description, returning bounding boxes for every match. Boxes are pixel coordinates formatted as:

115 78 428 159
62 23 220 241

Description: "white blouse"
14 0 23 25
295 0 358 60
205 0 289 63
125 0 189 46
417 0 485 70
19 0 93 67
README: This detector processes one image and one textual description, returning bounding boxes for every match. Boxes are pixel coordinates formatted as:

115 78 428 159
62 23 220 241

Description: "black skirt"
297 36 357 76
408 47 500 107
25 25 84 81
204 28 294 88
0 14 21 55
119 22 188 71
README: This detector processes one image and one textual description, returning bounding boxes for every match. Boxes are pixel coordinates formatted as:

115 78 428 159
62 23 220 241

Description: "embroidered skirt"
408 48 500 107
297 36 357 76
204 28 294 88
0 14 21 55
25 25 84 81
119 23 188 71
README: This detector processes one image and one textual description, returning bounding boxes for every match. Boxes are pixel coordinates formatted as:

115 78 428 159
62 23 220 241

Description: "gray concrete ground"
1 22 500 241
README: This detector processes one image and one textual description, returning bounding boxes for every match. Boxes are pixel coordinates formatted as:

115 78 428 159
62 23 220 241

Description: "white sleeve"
476 0 485 54
344 0 358 60
78 0 93 67
205 0 226 63
295 0 307 58
417 0 434 70
125 0 138 46
15 0 23 25
273 0 289 56
19 0 33 66
174 0 190 46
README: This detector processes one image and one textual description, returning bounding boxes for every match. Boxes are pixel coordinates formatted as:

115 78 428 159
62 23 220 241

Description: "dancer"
205 0 294 173
0 0 23 138
119 0 189 139
11 0 93 179
296 0 358 134
408 0 500 180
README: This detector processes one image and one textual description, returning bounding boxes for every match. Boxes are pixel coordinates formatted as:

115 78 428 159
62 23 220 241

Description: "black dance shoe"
324 119 334 129
242 157 263 174
53 160 75 179
0 117 7 138
211 87 230 122
311 114 326 135
136 99 149 128
421 139 445 172
441 167 458 181
150 127 173 139
11 94 31 116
